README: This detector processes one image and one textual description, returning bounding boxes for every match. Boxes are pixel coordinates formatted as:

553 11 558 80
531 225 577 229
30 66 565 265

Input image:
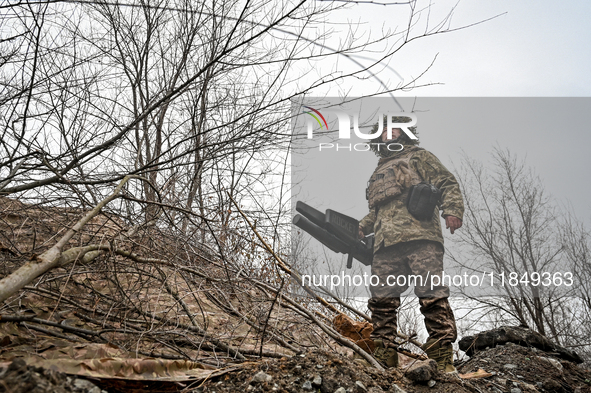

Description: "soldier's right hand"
358 226 365 239
444 215 463 234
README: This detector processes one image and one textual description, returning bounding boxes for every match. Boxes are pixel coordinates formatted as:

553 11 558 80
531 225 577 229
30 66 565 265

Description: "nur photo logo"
301 107 418 152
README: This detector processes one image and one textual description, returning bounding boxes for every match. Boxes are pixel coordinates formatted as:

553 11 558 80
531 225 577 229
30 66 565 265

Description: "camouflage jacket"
359 145 464 252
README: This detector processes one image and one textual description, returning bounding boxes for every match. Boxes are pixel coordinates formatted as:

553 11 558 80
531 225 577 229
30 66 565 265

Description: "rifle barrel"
295 201 326 229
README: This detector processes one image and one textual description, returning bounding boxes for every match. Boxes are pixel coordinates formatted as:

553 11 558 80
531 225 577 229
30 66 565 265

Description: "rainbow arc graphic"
303 106 328 129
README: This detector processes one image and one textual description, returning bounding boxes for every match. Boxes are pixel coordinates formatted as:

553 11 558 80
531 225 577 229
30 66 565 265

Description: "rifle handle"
347 253 353 269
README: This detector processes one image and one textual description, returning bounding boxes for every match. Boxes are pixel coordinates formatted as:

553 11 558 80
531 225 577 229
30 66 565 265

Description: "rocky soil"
194 341 591 393
196 342 591 393
457 342 591 393
2 334 591 393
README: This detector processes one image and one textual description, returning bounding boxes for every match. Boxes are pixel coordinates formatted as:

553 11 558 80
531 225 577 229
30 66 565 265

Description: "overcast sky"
308 0 591 97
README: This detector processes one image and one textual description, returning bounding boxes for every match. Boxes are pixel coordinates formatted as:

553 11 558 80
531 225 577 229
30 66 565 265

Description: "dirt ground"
456 343 591 393
192 350 464 393
2 338 591 393
193 342 591 393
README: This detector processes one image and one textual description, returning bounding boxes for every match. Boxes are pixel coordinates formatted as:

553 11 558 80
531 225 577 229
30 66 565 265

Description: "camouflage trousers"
368 240 457 346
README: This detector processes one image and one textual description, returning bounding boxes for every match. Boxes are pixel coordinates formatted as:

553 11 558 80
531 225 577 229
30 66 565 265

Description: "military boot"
373 339 399 368
421 339 456 373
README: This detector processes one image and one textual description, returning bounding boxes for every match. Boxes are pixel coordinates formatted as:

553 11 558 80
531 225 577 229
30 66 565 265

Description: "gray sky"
306 0 591 97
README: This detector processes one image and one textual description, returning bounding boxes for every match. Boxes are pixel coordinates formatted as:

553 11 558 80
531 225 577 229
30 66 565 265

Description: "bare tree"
0 0 496 370
559 212 591 358
452 148 589 354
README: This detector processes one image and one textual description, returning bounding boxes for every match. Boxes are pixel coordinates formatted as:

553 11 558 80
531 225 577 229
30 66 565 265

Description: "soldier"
358 117 464 372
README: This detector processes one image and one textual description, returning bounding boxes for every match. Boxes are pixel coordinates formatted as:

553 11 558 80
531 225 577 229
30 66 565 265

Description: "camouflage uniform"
359 145 464 347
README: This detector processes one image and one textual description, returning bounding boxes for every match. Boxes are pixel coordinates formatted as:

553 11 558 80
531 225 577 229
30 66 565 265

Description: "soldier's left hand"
445 215 462 234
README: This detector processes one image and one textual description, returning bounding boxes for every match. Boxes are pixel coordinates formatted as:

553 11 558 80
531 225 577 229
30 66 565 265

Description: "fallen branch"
23 322 81 341
124 298 247 361
0 175 138 303
0 314 104 339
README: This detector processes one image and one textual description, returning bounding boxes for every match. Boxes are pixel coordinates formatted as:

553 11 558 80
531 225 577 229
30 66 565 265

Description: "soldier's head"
370 115 419 157
381 127 403 143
